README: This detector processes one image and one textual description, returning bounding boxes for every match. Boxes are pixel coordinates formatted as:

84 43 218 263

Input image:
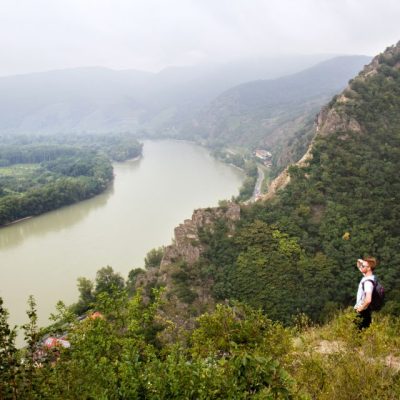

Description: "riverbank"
0 161 114 227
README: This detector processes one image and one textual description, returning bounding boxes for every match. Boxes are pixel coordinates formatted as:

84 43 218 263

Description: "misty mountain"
184 56 371 155
0 55 336 136
0 67 153 134
136 54 334 109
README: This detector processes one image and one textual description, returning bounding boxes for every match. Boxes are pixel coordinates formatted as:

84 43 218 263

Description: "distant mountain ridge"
0 54 355 137
0 67 151 134
185 56 371 171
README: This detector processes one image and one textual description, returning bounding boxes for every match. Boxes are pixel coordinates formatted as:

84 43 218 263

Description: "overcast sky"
1 0 399 76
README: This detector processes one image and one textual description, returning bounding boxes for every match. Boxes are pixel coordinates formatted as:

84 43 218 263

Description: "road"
245 165 264 204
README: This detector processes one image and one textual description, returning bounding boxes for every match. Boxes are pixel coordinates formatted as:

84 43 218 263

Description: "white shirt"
355 275 375 308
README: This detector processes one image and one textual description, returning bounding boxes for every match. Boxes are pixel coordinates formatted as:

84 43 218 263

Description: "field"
0 164 58 196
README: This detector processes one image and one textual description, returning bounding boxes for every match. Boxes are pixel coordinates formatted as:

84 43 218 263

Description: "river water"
0 140 244 338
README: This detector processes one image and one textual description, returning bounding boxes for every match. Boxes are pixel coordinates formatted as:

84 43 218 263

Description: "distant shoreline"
115 154 142 164
3 216 33 227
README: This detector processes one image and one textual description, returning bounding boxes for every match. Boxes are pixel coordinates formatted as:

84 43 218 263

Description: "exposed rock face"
263 102 361 199
160 202 240 270
263 168 291 200
316 41 400 138
315 103 362 137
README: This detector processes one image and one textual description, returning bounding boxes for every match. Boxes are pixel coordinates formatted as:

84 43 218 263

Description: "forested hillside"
197 42 400 320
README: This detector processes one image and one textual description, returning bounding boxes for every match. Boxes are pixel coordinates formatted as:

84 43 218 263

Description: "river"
0 140 244 340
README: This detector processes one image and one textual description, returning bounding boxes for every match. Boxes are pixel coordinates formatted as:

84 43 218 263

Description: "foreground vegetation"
0 133 142 226
1 284 399 399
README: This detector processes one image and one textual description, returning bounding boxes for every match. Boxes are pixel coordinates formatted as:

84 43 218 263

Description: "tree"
73 277 96 315
144 247 164 269
94 266 125 296
0 298 18 399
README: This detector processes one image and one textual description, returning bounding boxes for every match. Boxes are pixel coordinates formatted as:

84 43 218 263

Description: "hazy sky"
1 0 399 76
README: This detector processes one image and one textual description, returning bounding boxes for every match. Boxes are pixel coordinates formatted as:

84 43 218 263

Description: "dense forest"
2 43 400 398
0 133 142 226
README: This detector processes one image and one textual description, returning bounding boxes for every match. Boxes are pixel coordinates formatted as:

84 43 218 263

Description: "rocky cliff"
316 42 400 137
160 202 240 270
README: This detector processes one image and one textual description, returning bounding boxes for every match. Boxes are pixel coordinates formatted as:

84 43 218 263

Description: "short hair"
364 256 377 270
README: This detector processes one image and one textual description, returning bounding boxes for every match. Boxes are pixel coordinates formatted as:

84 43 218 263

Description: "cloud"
0 0 399 76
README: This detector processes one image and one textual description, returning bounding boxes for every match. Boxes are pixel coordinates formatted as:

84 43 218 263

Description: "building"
254 149 272 161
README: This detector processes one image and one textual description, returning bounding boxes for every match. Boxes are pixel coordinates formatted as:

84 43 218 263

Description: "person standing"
354 256 377 330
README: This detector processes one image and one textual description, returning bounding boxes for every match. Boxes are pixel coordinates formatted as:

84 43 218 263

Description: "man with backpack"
354 256 383 330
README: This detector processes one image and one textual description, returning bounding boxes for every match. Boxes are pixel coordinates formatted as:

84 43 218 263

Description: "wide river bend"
0 140 244 340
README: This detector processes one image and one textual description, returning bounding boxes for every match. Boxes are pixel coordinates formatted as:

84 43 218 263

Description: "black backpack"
363 278 385 311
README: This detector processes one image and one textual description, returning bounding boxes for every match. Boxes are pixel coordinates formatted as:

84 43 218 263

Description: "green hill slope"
185 56 370 156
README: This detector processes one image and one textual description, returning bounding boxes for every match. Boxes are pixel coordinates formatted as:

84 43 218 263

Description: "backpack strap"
362 278 376 291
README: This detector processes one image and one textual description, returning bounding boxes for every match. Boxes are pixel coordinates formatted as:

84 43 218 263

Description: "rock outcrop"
160 202 240 270
315 41 400 138
262 167 291 200
315 102 362 137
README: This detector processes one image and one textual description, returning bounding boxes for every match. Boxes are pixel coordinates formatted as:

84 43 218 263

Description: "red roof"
44 337 70 348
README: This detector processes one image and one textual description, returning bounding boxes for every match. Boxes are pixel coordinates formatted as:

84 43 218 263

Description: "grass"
287 309 400 399
0 164 58 195
0 163 40 176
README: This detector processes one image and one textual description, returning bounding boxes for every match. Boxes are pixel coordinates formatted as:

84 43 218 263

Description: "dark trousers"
355 308 372 330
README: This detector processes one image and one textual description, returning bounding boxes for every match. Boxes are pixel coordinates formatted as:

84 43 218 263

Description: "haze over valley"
0 54 358 136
